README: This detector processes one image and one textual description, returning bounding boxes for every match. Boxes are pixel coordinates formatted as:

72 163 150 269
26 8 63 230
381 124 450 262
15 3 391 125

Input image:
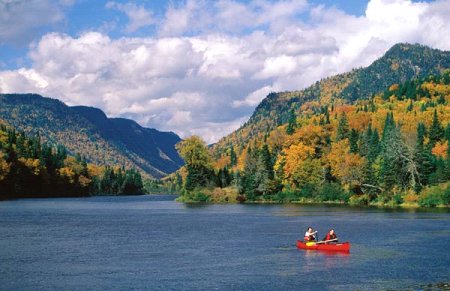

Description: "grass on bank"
176 182 450 208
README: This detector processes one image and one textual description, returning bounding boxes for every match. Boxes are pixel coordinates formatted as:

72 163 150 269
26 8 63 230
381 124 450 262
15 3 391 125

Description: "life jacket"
324 233 337 241
304 234 315 241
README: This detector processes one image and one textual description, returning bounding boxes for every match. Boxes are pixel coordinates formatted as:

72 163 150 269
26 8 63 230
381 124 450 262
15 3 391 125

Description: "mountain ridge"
212 43 450 155
0 93 183 178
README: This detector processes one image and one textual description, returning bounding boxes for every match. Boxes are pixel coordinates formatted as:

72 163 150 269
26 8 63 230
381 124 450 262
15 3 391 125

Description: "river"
0 195 449 290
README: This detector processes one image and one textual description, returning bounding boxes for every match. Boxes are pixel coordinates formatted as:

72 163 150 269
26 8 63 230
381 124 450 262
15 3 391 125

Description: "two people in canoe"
304 227 338 243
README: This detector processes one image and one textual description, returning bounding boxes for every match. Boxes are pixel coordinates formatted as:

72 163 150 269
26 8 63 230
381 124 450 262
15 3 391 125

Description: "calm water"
0 195 449 290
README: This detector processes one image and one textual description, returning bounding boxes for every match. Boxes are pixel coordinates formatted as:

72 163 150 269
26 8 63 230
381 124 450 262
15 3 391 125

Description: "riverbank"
176 185 450 208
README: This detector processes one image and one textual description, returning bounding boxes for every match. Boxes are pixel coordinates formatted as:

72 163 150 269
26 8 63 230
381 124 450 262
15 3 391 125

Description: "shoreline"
178 197 450 209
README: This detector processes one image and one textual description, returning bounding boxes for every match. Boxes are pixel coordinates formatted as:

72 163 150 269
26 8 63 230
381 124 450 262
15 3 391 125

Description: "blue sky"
0 0 448 142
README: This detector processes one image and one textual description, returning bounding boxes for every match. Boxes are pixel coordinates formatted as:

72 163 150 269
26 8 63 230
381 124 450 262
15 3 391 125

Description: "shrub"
178 190 210 202
317 182 349 202
392 193 404 205
349 194 370 205
299 183 316 199
403 191 419 204
418 184 450 207
191 190 210 202
272 189 300 202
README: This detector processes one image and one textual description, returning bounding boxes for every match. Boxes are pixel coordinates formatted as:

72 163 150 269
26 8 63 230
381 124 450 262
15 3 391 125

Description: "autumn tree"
327 140 366 190
176 136 214 191
277 143 322 190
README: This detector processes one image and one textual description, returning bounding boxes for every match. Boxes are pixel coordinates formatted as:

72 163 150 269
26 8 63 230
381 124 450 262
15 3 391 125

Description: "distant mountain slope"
0 94 183 178
340 43 450 101
213 43 450 154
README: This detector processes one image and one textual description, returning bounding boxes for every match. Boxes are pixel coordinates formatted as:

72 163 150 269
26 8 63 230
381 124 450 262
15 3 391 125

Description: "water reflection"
300 249 350 274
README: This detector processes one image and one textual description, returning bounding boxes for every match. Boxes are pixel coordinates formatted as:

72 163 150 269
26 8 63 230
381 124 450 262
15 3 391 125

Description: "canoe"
296 240 351 252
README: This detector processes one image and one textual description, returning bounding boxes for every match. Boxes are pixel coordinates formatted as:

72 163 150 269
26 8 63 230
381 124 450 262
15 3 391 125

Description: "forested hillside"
0 94 183 178
212 43 450 158
173 49 450 207
0 123 144 199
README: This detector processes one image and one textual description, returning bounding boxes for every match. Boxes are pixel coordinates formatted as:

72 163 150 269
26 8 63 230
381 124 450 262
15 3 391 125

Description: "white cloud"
106 1 154 33
233 85 277 107
1 0 450 143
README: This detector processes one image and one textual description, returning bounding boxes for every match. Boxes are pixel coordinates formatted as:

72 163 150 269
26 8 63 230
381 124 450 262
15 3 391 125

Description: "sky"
0 0 449 143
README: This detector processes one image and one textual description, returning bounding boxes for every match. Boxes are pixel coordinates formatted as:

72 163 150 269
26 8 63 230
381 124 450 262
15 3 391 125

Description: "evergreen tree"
381 112 395 143
407 100 414 112
324 107 330 124
414 123 434 190
429 109 444 146
380 117 419 191
359 124 373 157
444 123 450 143
229 146 237 167
416 123 427 151
286 109 296 135
260 144 274 180
336 112 350 141
349 129 359 153
367 129 380 163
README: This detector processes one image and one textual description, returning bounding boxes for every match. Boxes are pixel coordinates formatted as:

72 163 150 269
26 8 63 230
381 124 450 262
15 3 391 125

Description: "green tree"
286 109 296 135
380 116 419 191
176 136 213 190
349 129 359 153
336 112 350 141
429 109 444 147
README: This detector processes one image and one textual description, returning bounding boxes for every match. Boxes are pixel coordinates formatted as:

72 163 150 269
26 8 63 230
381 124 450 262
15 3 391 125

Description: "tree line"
172 71 450 207
0 124 144 199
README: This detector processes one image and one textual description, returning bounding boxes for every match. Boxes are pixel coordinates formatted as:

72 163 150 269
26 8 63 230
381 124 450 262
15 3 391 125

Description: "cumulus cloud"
106 2 155 33
1 0 450 143
0 0 68 45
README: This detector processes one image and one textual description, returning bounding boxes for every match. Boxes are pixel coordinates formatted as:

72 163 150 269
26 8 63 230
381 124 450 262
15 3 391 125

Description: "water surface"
1 195 449 290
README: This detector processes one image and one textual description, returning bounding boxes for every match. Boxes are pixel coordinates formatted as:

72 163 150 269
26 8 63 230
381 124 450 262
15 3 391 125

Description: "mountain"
212 43 450 155
0 94 183 178
173 43 450 206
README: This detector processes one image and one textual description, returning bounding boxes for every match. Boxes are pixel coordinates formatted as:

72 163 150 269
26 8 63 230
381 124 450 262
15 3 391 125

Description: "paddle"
315 238 338 244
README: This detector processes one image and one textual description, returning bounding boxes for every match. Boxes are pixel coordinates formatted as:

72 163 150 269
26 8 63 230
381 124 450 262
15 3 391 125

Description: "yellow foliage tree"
327 140 367 188
0 153 10 181
58 167 76 183
278 143 322 188
176 136 212 168
432 141 448 159
18 158 41 176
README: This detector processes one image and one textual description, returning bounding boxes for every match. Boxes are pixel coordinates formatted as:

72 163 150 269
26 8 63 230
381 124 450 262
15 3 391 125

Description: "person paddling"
322 229 338 243
304 227 317 242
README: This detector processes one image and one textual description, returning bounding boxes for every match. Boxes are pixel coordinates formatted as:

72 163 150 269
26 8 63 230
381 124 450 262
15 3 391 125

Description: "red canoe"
296 240 351 252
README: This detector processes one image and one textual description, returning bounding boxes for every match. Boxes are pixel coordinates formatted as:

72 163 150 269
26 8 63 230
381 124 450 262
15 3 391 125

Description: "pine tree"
367 129 380 163
380 119 419 191
260 144 274 180
336 112 350 141
414 123 434 190
407 100 414 112
229 146 237 166
324 107 330 124
359 124 372 157
349 129 359 153
444 123 450 142
381 112 395 143
286 109 296 135
416 122 427 151
429 109 444 146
